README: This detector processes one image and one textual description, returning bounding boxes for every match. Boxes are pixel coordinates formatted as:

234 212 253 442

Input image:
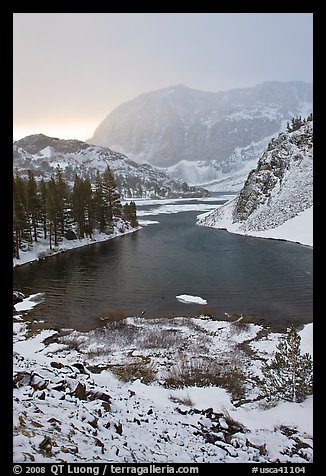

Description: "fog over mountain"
89 81 312 191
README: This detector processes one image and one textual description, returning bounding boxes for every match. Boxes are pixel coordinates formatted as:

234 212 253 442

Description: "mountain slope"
88 82 312 188
13 134 209 199
197 119 313 246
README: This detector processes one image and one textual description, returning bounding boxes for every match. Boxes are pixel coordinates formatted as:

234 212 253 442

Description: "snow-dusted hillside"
13 296 313 463
197 120 313 246
89 81 312 189
13 134 209 199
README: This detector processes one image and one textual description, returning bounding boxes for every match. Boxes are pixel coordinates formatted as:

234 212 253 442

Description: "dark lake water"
13 196 313 331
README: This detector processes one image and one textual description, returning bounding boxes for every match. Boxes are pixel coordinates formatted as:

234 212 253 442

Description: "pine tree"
46 177 59 249
13 173 29 258
26 169 40 242
260 325 313 403
94 171 106 233
102 166 122 224
129 201 138 228
71 175 94 239
287 116 304 133
54 167 70 239
38 179 48 239
83 177 94 239
71 175 86 239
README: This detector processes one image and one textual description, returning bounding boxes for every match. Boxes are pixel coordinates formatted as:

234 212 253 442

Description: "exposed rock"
114 422 123 435
71 382 88 401
50 361 64 369
87 389 111 403
30 374 48 391
198 119 313 235
39 436 53 455
89 82 312 187
13 371 31 388
13 291 25 305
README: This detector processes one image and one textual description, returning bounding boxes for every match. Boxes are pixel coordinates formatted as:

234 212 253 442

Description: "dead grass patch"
109 357 156 384
164 354 246 400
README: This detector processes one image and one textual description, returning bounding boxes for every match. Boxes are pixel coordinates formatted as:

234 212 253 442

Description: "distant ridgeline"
13 134 209 200
13 166 137 260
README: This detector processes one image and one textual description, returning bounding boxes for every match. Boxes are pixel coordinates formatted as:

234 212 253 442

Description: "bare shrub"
221 407 247 433
164 354 246 400
230 314 251 330
110 357 156 384
140 328 184 350
164 355 222 388
169 393 193 406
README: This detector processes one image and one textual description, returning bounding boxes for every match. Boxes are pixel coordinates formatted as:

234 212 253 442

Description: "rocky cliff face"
88 82 312 189
13 134 209 199
197 119 313 237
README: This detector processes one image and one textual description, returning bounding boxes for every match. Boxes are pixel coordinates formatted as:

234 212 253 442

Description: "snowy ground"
198 202 313 247
13 296 313 464
13 219 141 267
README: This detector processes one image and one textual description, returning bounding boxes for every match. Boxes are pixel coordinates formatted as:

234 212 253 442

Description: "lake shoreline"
13 221 141 268
13 199 312 332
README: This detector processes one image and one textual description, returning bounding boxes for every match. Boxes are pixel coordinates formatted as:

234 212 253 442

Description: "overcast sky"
13 13 313 141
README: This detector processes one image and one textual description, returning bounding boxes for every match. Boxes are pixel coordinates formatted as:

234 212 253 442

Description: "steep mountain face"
88 82 312 189
13 134 209 199
197 119 313 240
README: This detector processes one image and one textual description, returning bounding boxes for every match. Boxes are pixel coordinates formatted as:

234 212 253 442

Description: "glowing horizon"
14 13 313 146
13 122 99 143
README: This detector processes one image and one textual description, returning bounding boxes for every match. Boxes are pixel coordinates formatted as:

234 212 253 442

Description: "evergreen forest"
13 166 138 259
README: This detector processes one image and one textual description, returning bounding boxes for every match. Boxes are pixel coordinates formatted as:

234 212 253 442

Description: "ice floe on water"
176 294 207 305
14 293 45 312
137 219 160 226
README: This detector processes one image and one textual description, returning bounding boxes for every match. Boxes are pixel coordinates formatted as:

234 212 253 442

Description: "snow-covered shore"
198 204 313 247
13 219 141 267
13 296 313 463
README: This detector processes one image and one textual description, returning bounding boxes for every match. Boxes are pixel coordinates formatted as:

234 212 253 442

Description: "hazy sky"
13 13 313 141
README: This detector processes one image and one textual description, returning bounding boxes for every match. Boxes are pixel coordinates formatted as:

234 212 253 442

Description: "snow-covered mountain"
88 81 312 190
13 134 209 199
197 119 313 246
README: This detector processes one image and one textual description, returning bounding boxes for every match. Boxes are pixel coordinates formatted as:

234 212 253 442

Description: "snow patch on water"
176 294 207 305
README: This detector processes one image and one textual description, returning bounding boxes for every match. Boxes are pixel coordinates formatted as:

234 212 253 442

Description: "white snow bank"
13 329 58 363
231 396 313 434
299 323 313 356
14 293 45 312
199 204 313 247
248 207 313 247
13 314 313 463
13 222 140 267
250 323 313 360
176 294 207 305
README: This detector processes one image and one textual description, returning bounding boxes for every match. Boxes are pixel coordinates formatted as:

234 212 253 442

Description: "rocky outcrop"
198 119 313 236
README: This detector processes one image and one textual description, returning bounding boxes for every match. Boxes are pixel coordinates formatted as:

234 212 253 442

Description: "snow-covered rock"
88 81 312 189
13 310 313 463
197 119 313 246
13 134 209 199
